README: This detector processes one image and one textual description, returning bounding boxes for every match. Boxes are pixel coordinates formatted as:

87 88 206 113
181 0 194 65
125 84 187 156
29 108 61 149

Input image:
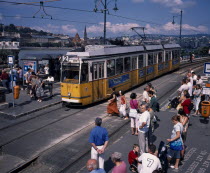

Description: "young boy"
128 144 140 172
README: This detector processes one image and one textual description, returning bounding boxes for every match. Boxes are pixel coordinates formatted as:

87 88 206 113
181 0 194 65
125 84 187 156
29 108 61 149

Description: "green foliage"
0 49 13 64
109 38 124 46
199 47 209 55
2 23 49 35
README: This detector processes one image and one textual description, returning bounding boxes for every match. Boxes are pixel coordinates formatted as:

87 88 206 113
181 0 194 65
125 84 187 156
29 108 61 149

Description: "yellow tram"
61 44 180 106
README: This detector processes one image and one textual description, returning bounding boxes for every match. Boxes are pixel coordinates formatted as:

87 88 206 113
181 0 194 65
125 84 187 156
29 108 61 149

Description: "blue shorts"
167 149 181 159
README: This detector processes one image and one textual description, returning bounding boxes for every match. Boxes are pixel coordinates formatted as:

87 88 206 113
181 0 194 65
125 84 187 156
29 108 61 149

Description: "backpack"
188 102 194 111
156 102 160 112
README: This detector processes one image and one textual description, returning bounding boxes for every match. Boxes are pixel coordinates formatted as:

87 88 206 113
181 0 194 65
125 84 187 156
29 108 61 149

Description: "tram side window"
99 63 104 79
172 50 176 59
177 50 180 59
124 57 131 72
132 57 137 70
138 55 144 69
93 64 98 80
154 53 158 64
158 52 163 63
107 59 115 77
81 63 89 83
148 54 154 66
165 51 169 62
116 58 123 74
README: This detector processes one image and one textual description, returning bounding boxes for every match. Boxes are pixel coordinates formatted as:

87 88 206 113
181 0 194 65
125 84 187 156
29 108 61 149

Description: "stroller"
158 141 169 173
168 97 180 109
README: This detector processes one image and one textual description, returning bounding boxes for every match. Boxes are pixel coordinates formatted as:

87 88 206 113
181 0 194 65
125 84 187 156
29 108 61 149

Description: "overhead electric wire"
1 0 208 35
0 0 97 13
1 15 100 25
108 13 163 26
0 0 165 27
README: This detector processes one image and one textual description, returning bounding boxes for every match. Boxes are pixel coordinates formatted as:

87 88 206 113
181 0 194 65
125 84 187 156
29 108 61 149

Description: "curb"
0 101 62 120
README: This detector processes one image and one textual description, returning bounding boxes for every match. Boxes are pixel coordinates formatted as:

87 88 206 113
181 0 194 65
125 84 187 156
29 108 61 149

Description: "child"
128 144 140 173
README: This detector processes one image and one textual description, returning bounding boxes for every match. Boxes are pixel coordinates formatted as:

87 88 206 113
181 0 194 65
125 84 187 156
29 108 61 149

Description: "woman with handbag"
129 93 140 135
167 115 183 170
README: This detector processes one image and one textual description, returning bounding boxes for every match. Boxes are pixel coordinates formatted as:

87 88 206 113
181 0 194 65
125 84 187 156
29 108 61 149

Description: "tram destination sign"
204 63 210 74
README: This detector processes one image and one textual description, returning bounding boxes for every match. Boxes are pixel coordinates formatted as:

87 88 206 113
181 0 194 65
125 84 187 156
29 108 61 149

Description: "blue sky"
0 0 209 37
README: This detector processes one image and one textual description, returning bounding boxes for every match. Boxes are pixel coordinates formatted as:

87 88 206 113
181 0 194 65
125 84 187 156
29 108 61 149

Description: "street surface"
0 63 210 173
63 66 210 173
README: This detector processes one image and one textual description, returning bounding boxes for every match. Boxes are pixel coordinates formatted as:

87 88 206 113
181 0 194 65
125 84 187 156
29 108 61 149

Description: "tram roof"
145 45 163 50
163 44 180 49
67 45 144 57
66 44 180 58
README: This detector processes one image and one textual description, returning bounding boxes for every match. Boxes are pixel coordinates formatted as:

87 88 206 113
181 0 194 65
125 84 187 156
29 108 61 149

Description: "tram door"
92 62 105 101
131 56 138 87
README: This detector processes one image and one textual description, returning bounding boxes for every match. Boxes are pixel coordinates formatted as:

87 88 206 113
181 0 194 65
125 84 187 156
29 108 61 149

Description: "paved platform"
0 64 206 173
0 83 61 118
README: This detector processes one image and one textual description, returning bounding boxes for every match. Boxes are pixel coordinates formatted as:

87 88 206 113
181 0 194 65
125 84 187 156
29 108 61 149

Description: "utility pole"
179 10 183 46
172 10 183 46
104 0 107 45
93 0 118 45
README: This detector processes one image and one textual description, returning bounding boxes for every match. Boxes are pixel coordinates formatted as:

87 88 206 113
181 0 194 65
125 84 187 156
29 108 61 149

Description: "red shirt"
121 96 126 104
0 72 9 80
128 150 138 165
181 99 191 114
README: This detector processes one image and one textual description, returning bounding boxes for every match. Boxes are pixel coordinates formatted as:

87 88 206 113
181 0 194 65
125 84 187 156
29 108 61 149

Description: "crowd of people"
24 68 54 102
0 64 54 102
0 66 23 92
87 69 205 173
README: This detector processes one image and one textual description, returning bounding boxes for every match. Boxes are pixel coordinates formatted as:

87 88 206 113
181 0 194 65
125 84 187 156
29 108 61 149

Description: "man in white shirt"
138 104 150 154
187 78 192 97
46 76 54 97
142 87 149 103
187 72 193 86
178 79 189 96
197 75 203 85
138 144 162 173
44 65 49 75
192 72 197 86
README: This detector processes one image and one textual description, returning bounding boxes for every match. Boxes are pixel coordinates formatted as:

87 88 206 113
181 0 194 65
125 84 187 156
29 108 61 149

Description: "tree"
109 38 124 46
199 47 209 56
0 49 13 64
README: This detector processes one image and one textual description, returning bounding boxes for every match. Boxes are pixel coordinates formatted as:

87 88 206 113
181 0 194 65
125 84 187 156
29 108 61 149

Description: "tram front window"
62 63 80 83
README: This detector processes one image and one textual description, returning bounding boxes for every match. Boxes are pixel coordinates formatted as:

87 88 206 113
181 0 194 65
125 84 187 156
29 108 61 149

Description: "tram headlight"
68 92 71 97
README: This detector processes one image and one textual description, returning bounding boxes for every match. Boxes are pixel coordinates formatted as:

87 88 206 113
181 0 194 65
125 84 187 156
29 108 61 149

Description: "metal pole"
11 66 15 107
179 10 182 46
60 57 63 83
103 0 107 45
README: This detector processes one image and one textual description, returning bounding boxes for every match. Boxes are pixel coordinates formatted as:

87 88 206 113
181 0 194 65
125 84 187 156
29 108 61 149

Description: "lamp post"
93 0 119 45
172 10 183 46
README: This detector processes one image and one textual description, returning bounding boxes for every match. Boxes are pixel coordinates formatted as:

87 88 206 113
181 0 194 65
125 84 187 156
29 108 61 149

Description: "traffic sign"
8 55 14 65
204 63 210 74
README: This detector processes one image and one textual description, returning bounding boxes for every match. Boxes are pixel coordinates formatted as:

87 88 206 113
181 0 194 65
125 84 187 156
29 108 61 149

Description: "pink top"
130 99 138 109
112 161 127 173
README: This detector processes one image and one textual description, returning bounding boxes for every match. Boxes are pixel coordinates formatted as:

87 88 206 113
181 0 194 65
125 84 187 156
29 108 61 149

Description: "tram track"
0 58 206 145
0 107 85 148
1 56 208 132
0 57 209 173
0 57 208 152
